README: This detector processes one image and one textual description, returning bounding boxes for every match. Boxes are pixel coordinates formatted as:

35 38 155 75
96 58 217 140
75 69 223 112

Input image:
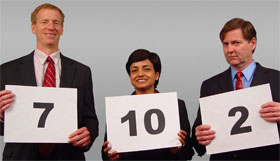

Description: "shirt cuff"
0 118 4 123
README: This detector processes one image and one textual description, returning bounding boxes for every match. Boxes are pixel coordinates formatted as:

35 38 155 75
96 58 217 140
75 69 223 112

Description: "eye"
234 41 241 45
53 21 61 25
131 69 137 73
41 21 47 25
223 42 229 47
144 68 151 71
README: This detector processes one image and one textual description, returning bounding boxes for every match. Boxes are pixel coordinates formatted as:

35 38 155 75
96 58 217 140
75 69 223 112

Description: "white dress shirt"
33 49 62 87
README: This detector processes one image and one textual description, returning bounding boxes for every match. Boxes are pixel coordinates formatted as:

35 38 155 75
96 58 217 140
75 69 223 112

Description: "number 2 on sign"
228 106 252 135
121 109 165 136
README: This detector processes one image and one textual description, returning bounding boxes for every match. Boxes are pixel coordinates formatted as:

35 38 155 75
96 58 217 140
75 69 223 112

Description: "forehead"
223 28 245 41
37 8 62 21
130 59 153 68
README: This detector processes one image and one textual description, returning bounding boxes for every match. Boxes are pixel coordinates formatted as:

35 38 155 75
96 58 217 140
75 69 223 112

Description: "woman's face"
129 59 159 94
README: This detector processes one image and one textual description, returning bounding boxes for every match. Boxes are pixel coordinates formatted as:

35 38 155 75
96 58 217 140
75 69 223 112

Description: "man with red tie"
0 3 98 160
191 18 280 160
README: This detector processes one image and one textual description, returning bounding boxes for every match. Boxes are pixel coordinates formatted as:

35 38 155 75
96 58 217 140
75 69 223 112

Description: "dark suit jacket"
102 97 194 160
0 51 99 160
191 63 280 160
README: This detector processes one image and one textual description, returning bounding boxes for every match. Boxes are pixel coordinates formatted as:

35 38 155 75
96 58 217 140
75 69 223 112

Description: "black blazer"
102 98 194 160
0 52 99 160
191 63 280 160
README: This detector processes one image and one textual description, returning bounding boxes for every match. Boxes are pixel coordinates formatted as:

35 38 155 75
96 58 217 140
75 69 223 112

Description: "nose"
227 44 234 53
47 22 55 30
137 69 144 76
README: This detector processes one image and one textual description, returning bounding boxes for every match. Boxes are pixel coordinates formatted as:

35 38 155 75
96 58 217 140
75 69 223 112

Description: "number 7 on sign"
33 102 54 128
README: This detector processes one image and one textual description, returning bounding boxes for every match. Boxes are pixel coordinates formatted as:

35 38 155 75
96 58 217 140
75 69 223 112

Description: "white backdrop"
1 0 279 160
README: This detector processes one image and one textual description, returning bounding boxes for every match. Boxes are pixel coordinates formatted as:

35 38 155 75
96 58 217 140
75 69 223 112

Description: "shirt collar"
231 61 256 81
34 49 61 65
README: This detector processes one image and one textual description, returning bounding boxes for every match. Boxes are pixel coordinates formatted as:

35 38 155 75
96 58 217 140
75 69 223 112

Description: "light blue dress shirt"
231 61 257 90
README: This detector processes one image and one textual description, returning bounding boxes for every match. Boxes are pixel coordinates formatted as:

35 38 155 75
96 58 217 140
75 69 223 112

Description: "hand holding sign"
259 101 280 122
68 127 91 147
0 90 15 120
170 130 187 154
195 125 216 146
103 141 121 160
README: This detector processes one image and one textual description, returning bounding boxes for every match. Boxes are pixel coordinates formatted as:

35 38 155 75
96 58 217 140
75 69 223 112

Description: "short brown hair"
31 3 65 25
220 18 257 42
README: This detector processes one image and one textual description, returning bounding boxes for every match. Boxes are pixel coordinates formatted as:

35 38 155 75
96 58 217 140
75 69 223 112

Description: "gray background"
0 0 279 160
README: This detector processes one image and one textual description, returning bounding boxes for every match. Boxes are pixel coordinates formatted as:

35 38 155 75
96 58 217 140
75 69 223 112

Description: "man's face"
222 28 256 71
32 8 63 50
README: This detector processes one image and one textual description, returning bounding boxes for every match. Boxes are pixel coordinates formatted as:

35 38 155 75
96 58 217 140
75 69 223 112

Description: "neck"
135 88 155 95
37 45 59 55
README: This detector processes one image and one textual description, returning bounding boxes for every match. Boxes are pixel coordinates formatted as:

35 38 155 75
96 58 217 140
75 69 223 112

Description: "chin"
135 86 147 90
46 42 58 46
228 60 240 66
135 86 149 91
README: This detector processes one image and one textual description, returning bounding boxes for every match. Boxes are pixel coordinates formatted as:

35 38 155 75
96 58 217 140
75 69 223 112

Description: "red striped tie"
43 56 56 87
235 71 243 90
38 56 55 158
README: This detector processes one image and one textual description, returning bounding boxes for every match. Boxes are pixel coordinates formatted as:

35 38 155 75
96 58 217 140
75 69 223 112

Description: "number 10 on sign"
121 109 165 136
105 92 181 153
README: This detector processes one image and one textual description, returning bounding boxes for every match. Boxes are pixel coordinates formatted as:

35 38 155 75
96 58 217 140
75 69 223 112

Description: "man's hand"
103 141 121 160
68 127 91 147
259 101 280 122
170 130 187 154
0 90 15 120
195 125 216 146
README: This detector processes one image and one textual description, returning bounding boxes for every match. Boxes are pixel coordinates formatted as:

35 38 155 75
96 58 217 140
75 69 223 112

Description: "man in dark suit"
0 3 99 160
192 18 280 160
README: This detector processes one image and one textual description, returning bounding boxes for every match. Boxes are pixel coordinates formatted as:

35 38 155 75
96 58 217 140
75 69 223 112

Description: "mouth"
227 53 237 58
136 79 147 83
45 33 56 38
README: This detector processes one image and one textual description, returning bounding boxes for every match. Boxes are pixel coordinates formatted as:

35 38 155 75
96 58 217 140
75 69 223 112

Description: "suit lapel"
218 67 234 93
250 63 268 87
60 54 76 88
18 52 37 86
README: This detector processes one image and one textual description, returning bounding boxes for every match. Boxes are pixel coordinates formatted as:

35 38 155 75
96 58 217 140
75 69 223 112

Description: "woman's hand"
103 141 121 160
170 130 187 154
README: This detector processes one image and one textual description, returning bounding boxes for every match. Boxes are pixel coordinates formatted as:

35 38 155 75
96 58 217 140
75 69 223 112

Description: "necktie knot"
47 56 51 62
46 56 54 66
236 71 243 78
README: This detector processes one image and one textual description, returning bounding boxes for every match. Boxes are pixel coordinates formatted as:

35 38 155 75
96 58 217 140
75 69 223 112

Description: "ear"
250 37 257 52
31 23 36 34
155 72 160 80
60 25 64 36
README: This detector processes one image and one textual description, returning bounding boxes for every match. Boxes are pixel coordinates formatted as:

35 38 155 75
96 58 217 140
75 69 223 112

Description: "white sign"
200 84 280 154
4 85 77 143
105 92 181 153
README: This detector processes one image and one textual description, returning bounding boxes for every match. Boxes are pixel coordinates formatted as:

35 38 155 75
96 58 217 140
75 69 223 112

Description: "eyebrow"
40 19 61 22
131 64 151 68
